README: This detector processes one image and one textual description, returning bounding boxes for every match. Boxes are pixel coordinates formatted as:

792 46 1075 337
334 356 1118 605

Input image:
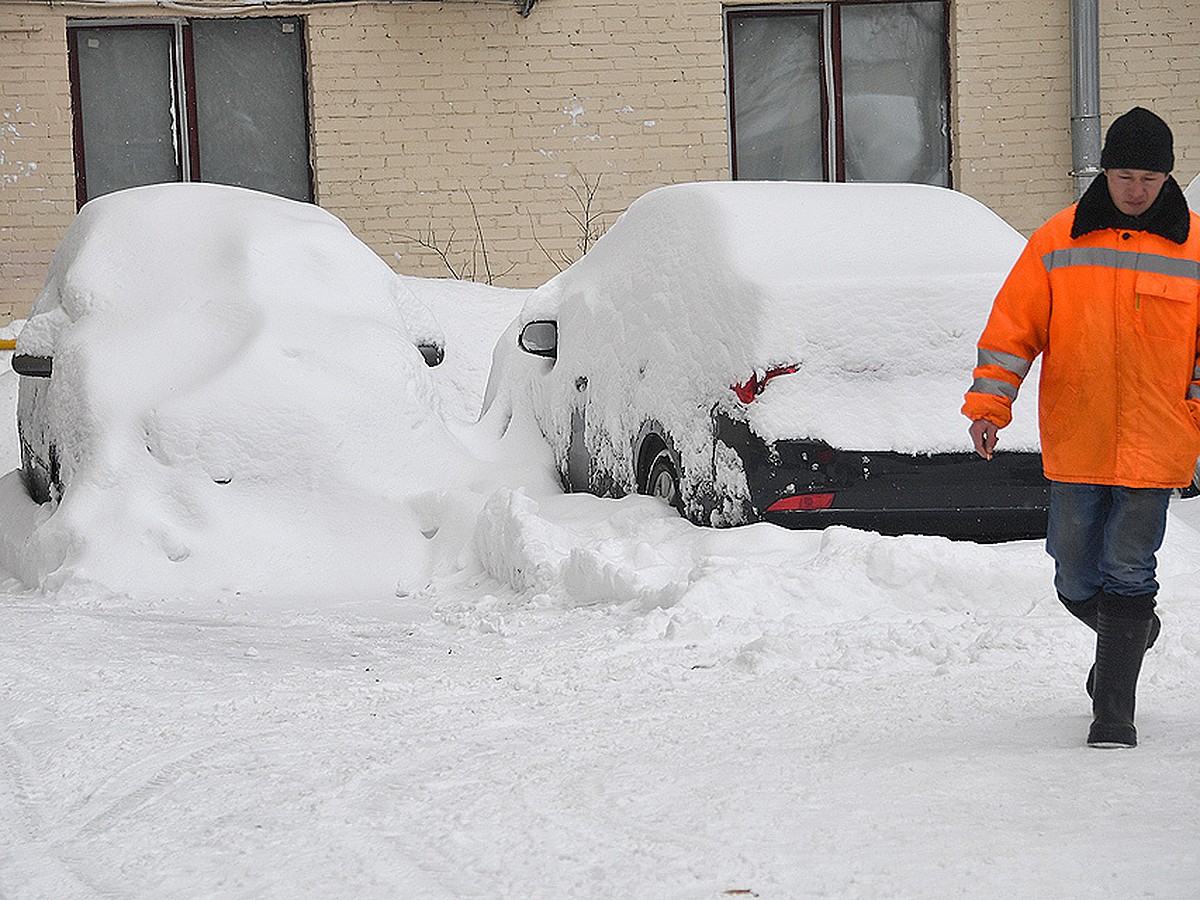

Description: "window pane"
729 13 824 181
192 18 312 201
73 26 180 200
840 2 949 185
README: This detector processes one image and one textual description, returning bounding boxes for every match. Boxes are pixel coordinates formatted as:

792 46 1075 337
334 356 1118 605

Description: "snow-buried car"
12 183 447 507
508 181 1050 542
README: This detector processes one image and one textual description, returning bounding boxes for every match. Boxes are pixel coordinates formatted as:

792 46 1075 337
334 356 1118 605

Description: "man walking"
963 107 1200 748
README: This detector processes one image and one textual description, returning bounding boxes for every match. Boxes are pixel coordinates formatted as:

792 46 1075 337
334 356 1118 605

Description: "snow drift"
1 184 493 602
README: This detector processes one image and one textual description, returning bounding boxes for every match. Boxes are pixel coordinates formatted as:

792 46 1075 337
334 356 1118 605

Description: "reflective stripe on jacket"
962 203 1200 488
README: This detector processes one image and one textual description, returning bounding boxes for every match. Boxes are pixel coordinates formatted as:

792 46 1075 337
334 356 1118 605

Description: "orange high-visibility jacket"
963 204 1200 488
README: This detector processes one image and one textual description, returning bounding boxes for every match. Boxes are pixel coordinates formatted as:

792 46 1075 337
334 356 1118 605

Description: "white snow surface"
1 185 1198 898
6 184 482 602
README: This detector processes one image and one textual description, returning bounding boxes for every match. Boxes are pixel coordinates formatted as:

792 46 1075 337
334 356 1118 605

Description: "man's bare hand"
969 419 999 460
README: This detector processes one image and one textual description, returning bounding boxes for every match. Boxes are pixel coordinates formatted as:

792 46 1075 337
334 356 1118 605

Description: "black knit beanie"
1101 107 1174 173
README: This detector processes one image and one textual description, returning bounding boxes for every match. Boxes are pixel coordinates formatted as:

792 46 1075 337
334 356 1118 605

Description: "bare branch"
393 190 514 284
565 171 606 256
527 170 611 272
464 189 494 285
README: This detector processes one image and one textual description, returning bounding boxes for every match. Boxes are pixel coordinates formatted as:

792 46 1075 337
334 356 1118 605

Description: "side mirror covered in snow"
418 343 444 368
518 320 558 360
12 355 53 378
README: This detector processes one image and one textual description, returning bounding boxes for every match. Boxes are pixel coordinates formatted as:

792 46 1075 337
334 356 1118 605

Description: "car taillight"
766 493 836 512
733 364 798 403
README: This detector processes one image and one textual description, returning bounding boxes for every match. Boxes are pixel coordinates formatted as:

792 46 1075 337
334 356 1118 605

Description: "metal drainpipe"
1070 0 1102 200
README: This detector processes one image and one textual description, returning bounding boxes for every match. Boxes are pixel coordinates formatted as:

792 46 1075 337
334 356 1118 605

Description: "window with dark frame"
68 17 314 208
726 1 950 186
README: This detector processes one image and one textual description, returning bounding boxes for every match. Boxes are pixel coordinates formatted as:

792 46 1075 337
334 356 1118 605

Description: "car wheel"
18 435 56 505
16 380 59 505
645 447 683 514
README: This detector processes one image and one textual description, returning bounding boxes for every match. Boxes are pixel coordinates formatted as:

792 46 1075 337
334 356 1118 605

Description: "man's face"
1105 168 1168 216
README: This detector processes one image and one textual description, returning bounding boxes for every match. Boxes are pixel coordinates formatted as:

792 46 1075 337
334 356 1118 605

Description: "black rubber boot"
1058 593 1160 698
1058 591 1100 629
1087 593 1157 749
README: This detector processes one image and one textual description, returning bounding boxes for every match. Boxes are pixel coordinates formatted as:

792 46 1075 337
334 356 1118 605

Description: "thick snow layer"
1 477 1199 897
1 183 1197 897
399 273 530 424
1 184 528 602
517 182 1038 479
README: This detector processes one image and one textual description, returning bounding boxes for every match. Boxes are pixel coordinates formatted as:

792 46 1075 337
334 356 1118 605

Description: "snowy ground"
1 184 1199 897
2 343 1199 899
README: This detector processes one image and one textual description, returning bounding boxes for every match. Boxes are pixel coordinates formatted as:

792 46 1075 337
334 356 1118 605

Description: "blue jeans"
1046 482 1172 601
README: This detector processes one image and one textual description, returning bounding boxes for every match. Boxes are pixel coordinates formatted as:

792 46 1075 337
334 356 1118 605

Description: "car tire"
644 447 684 514
19 436 56 505
16 379 59 505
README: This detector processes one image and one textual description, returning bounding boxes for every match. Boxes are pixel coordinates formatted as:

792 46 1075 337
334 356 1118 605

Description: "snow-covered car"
505 181 1050 541
12 183 446 505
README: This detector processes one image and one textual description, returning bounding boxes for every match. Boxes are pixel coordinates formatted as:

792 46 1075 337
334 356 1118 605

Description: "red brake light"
766 493 835 512
733 364 798 404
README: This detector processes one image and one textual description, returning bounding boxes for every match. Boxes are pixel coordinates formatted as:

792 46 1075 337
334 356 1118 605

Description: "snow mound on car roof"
2 183 480 602
710 180 1023 281
713 182 1037 451
522 181 1037 454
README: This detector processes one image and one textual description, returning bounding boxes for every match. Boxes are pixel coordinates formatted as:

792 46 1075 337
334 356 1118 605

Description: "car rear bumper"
734 434 1050 542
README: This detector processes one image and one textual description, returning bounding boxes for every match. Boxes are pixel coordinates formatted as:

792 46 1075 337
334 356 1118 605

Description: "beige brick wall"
954 0 1200 236
1102 0 1200 180
306 0 730 287
0 7 74 324
2 0 1200 323
952 1 1075 234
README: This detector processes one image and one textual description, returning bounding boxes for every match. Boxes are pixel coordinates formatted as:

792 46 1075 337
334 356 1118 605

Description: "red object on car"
733 365 798 403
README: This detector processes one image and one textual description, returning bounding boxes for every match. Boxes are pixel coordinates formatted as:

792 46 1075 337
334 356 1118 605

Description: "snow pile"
471 486 1051 628
0 184 533 602
399 273 530 424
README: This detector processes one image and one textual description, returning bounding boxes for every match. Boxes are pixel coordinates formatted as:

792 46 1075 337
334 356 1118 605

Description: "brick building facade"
1 0 1198 323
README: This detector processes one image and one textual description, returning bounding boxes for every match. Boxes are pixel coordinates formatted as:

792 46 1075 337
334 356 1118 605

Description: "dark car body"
713 409 1048 539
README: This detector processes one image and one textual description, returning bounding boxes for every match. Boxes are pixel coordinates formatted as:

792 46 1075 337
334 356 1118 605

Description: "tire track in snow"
2 730 276 899
61 733 271 843
0 733 104 900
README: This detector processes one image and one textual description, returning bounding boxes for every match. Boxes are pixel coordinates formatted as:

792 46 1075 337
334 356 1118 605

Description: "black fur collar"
1071 173 1190 243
